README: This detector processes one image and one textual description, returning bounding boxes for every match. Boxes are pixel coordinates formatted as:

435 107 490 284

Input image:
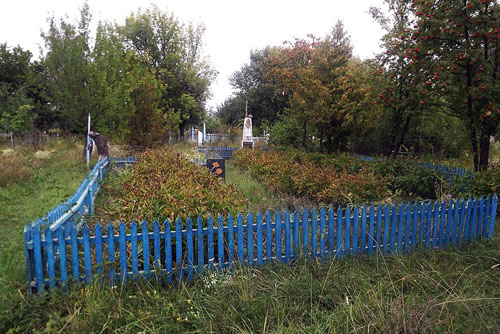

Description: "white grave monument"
241 101 254 148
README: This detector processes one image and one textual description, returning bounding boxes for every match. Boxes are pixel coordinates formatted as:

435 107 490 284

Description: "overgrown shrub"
94 148 248 225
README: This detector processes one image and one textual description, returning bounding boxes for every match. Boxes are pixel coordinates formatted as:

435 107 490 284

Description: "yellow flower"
187 299 192 304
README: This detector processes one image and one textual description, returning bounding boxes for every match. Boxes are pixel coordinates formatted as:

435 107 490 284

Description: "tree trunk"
479 133 490 171
391 114 412 160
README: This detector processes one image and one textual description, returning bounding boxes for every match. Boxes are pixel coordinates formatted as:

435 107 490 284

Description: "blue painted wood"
70 225 79 282
207 216 214 271
237 214 244 263
424 202 432 249
256 212 263 266
457 199 466 245
175 218 183 282
432 201 440 249
352 205 359 256
33 226 44 293
57 228 67 290
311 208 317 258
404 202 411 255
450 200 458 246
383 204 390 255
266 210 272 262
368 205 375 256
164 219 173 284
83 225 92 285
217 215 224 270
197 216 204 274
488 195 498 238
411 202 419 252
360 204 367 255
336 206 343 258
95 224 103 276
476 197 484 239
119 223 127 283
345 205 351 257
186 217 194 280
24 227 33 294
464 199 473 243
482 196 491 238
471 198 479 241
227 214 235 267
275 211 282 263
285 210 292 264
107 223 115 285
294 210 300 258
141 221 150 278
131 222 138 277
247 213 254 266
319 208 325 261
303 208 309 258
376 204 383 254
327 207 334 256
153 220 160 270
391 204 398 254
46 228 56 289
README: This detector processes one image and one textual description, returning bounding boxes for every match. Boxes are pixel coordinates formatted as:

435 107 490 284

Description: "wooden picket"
24 195 498 294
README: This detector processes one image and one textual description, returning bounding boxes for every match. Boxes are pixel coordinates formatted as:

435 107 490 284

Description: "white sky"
0 0 385 110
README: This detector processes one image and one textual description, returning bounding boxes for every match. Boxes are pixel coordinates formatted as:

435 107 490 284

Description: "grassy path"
0 142 92 331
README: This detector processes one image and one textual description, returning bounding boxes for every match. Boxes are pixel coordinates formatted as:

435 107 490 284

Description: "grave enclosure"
23 153 498 294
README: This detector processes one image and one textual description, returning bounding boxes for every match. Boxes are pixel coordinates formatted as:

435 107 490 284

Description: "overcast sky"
0 0 386 110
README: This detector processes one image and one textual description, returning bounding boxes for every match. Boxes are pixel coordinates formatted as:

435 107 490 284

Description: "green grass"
225 161 309 213
0 139 93 331
1 146 499 333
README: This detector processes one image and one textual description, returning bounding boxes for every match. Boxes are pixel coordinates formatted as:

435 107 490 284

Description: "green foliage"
268 113 301 147
94 148 247 224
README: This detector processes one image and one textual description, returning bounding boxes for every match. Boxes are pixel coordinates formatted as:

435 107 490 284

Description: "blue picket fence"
109 156 137 168
24 195 497 294
353 154 474 182
198 147 238 159
26 157 110 233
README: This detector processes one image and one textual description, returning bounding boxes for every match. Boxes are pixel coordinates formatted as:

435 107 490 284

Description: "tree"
411 0 500 171
0 43 35 135
120 6 215 138
266 22 356 151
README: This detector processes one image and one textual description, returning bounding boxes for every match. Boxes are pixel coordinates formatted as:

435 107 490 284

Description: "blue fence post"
285 210 292 264
383 204 390 255
32 226 44 294
57 227 68 291
197 216 204 274
118 222 127 284
319 207 325 261
95 224 103 276
142 220 150 279
327 207 334 256
482 196 491 238
303 208 309 258
360 204 367 255
217 215 224 270
207 216 214 271
336 206 343 258
345 205 351 257
256 212 263 266
131 221 138 279
187 217 194 280
83 224 92 285
237 214 244 264
107 223 116 286
247 213 254 266
45 228 56 290
275 211 281 263
266 210 272 262
368 205 375 256
488 195 498 238
165 218 173 284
